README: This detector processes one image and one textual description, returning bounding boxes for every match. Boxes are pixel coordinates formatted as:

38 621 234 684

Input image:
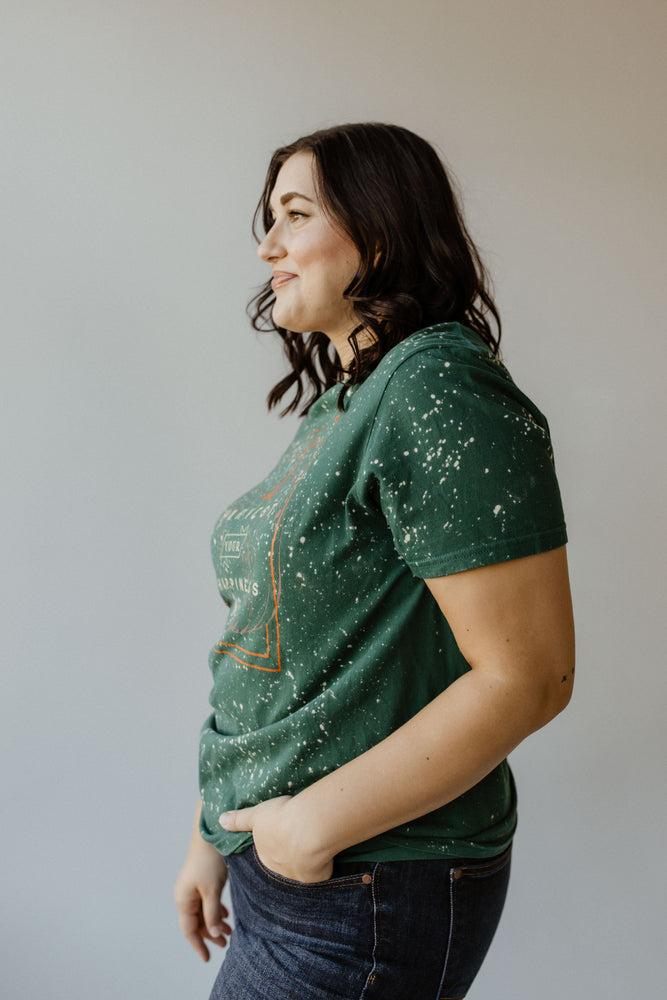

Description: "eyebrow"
279 191 315 205
268 191 316 216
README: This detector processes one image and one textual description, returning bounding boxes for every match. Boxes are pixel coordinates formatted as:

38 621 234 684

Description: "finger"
203 928 231 952
219 807 254 831
202 888 232 943
179 910 211 963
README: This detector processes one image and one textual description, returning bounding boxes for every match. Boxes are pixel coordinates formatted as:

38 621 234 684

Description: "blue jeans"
209 843 511 1000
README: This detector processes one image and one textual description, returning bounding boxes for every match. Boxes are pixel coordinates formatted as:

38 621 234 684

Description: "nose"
257 224 285 263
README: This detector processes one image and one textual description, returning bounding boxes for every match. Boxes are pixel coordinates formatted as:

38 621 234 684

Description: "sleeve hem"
408 524 568 578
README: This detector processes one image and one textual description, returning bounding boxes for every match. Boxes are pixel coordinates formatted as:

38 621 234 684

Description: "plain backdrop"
2 1 665 997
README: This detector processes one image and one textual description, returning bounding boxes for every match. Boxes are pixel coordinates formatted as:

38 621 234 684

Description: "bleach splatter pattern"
199 323 567 861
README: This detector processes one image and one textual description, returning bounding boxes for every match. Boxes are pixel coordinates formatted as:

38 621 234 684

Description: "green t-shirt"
199 323 567 861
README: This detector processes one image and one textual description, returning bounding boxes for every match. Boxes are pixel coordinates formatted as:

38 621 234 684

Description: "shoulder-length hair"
248 122 501 416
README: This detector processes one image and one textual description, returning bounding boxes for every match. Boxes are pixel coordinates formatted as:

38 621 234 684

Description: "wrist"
287 786 343 865
189 819 220 857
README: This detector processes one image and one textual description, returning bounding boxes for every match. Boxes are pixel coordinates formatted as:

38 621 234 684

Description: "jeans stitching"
434 868 458 1000
223 852 506 1000
435 851 511 1000
359 862 382 998
251 846 368 890
455 844 512 880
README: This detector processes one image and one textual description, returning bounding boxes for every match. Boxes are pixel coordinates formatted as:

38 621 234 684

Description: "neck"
329 326 376 372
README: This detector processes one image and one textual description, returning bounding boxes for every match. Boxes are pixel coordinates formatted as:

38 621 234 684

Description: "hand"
174 835 232 962
219 795 334 884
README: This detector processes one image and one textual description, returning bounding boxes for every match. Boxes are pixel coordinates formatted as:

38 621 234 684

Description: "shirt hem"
408 524 568 578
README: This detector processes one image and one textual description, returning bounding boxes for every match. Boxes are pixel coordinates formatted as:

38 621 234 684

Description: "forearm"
175 800 231 960
219 549 574 881
290 666 563 862
189 799 205 844
188 799 223 857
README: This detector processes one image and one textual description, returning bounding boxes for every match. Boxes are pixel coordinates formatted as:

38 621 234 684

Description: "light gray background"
2 1 665 997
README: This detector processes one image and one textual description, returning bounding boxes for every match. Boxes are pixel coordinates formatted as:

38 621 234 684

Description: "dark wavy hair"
248 123 501 416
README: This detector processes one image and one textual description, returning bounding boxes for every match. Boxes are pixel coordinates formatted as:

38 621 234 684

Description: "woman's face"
257 152 361 361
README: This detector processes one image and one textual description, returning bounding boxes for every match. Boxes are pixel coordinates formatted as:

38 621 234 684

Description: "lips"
271 271 297 290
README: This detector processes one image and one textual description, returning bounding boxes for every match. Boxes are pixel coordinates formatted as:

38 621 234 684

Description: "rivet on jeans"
452 868 463 879
362 874 372 885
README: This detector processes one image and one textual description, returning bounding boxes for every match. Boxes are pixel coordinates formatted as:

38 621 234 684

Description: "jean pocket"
221 846 376 999
250 845 374 892
438 847 512 1000
451 843 513 881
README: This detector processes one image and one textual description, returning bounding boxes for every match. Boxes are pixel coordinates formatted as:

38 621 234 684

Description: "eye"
288 209 307 221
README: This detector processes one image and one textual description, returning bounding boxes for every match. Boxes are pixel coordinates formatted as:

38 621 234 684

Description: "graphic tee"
199 323 567 860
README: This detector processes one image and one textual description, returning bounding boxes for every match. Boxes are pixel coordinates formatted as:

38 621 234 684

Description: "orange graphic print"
213 421 337 671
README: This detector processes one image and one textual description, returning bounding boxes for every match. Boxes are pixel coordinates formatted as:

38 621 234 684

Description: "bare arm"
174 801 232 961
220 546 575 881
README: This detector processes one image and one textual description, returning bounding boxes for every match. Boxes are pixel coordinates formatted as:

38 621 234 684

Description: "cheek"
302 223 359 280
321 243 360 292
300 254 353 298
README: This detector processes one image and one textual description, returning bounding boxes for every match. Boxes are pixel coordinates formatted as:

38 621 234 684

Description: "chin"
271 307 310 334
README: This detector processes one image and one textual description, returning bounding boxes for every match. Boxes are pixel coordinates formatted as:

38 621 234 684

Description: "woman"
175 123 574 1000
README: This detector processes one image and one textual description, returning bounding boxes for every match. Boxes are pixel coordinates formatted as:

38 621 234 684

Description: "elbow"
546 678 573 724
532 621 576 728
534 661 575 730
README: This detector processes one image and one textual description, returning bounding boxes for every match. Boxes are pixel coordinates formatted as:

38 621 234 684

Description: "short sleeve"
361 346 567 577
